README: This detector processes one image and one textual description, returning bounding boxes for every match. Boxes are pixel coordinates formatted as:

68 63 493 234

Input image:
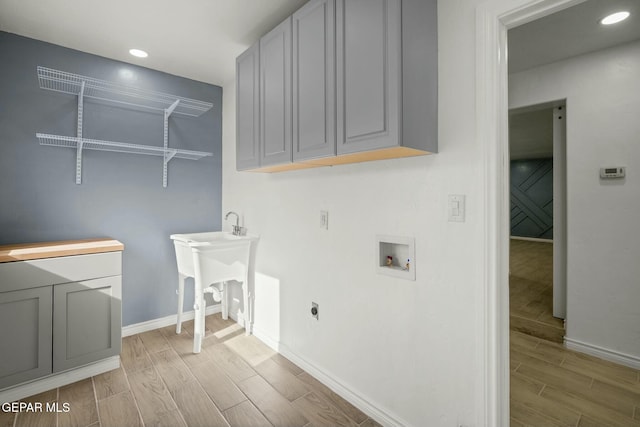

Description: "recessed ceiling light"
600 11 630 25
129 48 148 58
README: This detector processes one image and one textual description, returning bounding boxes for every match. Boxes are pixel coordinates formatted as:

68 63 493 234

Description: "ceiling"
1 0 638 86
509 0 640 73
0 0 307 86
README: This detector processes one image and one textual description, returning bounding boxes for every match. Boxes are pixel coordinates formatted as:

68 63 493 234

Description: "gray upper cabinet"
53 276 122 372
292 0 336 161
0 286 52 389
336 0 401 155
236 43 260 171
260 17 293 167
235 0 437 171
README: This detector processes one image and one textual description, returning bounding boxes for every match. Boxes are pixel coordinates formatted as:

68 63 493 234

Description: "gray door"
0 286 52 389
53 276 121 372
336 0 401 154
236 43 261 170
260 17 292 167
292 0 336 161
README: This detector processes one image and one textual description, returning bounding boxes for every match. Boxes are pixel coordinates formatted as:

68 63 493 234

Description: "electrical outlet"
320 211 329 230
311 302 319 320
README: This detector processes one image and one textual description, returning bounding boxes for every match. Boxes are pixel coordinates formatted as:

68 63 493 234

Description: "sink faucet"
225 211 245 236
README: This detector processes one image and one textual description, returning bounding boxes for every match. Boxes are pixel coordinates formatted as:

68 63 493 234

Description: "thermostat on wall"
600 167 626 179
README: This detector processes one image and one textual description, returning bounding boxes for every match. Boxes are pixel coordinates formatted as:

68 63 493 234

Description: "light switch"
448 195 465 222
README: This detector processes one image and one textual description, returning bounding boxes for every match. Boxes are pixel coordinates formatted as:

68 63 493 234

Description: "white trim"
278 343 409 427
122 304 221 337
510 236 553 243
477 1 587 425
565 338 640 370
251 325 280 352
0 356 119 404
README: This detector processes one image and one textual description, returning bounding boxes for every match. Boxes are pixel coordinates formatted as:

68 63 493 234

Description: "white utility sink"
170 231 259 353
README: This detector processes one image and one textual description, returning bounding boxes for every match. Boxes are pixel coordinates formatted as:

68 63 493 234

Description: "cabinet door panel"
293 0 336 161
53 276 121 372
0 287 52 389
336 0 401 154
260 17 292 166
236 43 260 170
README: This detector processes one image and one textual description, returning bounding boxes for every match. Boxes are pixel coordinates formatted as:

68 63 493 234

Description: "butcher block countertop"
0 238 124 263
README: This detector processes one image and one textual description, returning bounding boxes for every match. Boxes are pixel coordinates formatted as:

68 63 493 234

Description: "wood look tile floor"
6 315 381 427
510 239 640 426
510 239 564 343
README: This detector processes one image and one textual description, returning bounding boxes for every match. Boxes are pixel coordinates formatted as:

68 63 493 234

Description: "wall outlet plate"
320 211 329 229
448 194 466 222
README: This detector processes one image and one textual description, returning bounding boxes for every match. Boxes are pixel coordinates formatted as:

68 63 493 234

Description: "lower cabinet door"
0 286 52 389
53 276 122 372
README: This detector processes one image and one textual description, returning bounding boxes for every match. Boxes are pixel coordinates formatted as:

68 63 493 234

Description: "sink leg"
242 277 251 336
176 274 186 334
193 291 205 353
222 281 229 320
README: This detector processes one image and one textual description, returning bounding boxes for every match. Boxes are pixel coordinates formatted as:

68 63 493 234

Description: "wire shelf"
37 133 213 161
37 66 213 117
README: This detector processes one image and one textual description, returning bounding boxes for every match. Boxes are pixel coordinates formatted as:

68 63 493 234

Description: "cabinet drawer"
0 252 121 293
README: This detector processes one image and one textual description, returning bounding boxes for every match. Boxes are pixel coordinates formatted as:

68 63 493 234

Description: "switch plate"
320 211 329 230
448 195 466 222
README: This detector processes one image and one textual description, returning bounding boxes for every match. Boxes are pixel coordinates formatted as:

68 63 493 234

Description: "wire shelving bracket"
36 66 214 187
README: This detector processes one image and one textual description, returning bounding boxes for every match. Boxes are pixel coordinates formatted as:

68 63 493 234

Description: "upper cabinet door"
260 17 293 167
336 0 401 155
236 43 260 171
292 0 336 161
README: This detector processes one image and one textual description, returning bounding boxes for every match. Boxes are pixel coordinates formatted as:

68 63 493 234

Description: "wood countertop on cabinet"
0 238 124 263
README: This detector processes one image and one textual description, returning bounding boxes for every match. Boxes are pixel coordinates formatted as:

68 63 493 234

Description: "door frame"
475 0 585 425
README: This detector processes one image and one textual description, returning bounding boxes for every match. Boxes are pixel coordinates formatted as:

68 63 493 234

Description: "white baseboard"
122 304 221 337
251 326 280 352
510 236 553 243
0 356 119 404
278 343 408 427
564 337 640 370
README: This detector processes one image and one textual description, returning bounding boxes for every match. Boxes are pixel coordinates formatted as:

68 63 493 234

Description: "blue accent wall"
0 32 222 326
510 158 553 239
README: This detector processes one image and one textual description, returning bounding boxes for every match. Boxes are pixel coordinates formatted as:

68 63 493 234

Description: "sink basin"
170 231 256 277
170 230 259 353
171 231 242 245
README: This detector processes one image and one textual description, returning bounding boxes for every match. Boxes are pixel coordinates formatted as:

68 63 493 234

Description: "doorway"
477 0 640 424
508 102 566 343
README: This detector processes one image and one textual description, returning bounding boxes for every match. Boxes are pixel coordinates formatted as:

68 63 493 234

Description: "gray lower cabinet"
0 250 122 391
236 42 260 171
0 286 52 389
336 0 401 155
53 276 122 372
292 0 336 161
260 17 293 168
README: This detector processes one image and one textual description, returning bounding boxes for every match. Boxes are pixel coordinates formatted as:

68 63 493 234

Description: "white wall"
510 40 640 360
221 1 486 424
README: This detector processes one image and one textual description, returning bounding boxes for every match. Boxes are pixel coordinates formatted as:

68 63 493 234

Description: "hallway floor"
1 314 381 427
510 239 640 426
510 239 564 343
